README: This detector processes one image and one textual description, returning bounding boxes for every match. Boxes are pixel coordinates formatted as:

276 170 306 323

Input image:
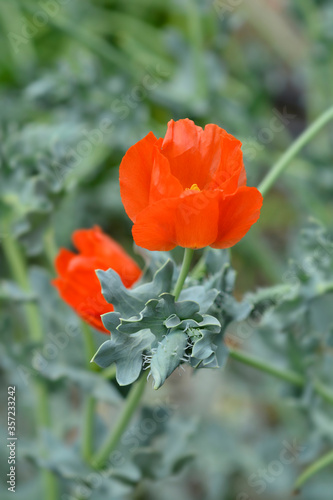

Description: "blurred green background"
0 0 333 499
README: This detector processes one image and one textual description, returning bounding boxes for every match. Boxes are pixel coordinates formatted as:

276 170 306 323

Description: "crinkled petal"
208 130 246 194
132 198 178 251
175 190 219 249
52 274 113 333
211 186 263 249
54 248 76 275
72 226 141 287
132 190 219 250
149 147 183 204
119 131 159 221
161 120 223 190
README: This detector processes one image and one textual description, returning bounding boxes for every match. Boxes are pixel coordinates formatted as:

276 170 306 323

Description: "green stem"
80 322 98 462
81 321 99 371
229 347 333 406
258 106 333 196
173 248 194 300
294 449 333 490
91 247 195 469
228 347 304 386
185 0 207 101
2 225 42 342
313 380 333 406
43 226 58 273
1 222 58 500
82 396 96 463
92 374 147 469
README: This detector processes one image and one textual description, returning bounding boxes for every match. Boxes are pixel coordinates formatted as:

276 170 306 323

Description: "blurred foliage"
0 0 333 498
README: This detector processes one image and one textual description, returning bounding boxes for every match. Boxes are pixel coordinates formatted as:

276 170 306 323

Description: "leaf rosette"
92 260 226 389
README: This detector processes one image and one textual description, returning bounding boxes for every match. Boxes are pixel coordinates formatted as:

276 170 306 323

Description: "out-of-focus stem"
91 373 147 470
294 449 333 490
258 106 333 196
1 221 58 500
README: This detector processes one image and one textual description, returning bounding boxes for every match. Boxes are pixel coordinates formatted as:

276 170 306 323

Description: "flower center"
185 183 201 192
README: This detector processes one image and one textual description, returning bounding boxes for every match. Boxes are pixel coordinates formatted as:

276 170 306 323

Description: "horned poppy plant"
52 226 141 333
120 118 263 251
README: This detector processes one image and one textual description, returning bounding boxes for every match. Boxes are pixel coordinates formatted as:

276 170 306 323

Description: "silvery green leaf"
135 260 174 301
208 262 236 295
92 329 155 386
167 294 201 320
150 330 188 390
164 314 181 329
0 280 36 302
177 313 221 333
179 286 220 314
219 292 253 322
204 248 230 275
101 311 121 333
118 298 167 336
36 364 121 404
245 284 297 308
96 260 174 318
133 245 172 282
117 293 201 337
193 342 229 369
96 269 146 318
191 331 218 360
187 315 221 360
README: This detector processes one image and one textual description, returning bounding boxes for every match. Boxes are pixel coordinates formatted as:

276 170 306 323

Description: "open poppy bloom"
120 118 263 251
52 226 141 333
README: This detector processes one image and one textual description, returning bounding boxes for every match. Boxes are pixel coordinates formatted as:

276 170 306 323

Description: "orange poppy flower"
120 118 263 251
52 226 141 333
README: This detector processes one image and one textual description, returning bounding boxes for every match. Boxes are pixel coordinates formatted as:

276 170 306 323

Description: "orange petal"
211 186 263 249
119 131 159 221
208 130 246 194
132 198 178 251
132 189 219 250
53 275 111 333
54 248 76 275
72 227 141 287
161 120 223 190
175 190 219 248
149 147 183 204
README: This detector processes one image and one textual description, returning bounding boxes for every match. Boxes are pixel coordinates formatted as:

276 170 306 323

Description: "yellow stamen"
185 183 201 192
